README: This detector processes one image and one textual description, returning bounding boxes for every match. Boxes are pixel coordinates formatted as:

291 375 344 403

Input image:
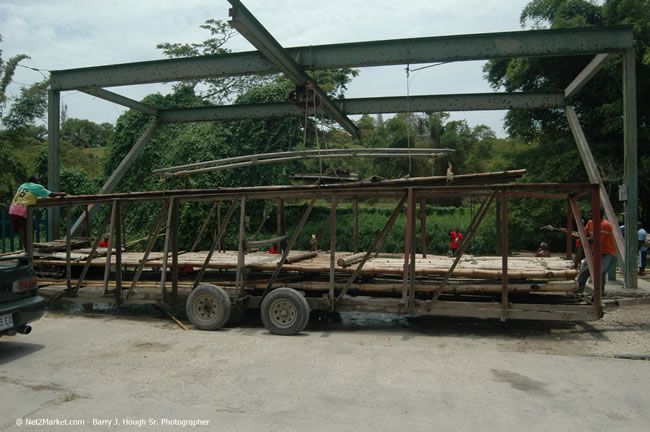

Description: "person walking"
639 222 648 276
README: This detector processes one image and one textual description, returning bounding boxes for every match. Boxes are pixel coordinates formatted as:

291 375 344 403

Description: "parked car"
0 256 45 337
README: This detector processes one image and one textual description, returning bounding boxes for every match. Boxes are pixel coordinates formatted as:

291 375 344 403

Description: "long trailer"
21 173 606 335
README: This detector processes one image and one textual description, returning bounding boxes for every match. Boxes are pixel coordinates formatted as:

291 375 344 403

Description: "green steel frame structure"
47 0 638 288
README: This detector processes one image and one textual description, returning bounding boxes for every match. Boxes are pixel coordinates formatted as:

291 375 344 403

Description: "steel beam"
227 0 359 137
565 106 625 265
564 54 614 99
156 93 565 124
48 27 634 91
80 87 159 116
47 90 61 239
623 48 638 289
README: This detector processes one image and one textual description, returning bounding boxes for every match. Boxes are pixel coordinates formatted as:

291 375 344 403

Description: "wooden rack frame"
27 178 603 322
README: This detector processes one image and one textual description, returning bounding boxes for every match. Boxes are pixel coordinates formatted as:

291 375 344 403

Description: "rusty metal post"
103 200 118 295
170 198 180 304
65 205 72 293
160 197 175 297
353 196 359 253
500 189 508 322
420 197 427 258
402 188 414 304
217 201 223 252
113 200 123 305
591 187 602 317
235 197 247 302
329 194 338 311
566 199 573 260
495 197 502 255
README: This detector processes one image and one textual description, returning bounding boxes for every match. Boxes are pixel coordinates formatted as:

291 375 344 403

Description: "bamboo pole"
337 252 366 267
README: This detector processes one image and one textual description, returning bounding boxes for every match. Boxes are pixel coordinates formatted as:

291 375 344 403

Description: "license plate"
0 313 14 331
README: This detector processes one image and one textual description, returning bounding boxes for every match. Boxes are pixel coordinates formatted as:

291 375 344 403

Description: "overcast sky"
1 0 533 137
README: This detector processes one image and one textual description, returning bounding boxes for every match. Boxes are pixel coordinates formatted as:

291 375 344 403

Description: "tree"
61 118 114 148
483 0 650 221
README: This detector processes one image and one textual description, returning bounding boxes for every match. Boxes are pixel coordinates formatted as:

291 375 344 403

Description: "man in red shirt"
576 205 617 295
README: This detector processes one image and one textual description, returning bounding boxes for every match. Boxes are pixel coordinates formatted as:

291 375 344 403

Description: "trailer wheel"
186 284 231 330
260 288 310 335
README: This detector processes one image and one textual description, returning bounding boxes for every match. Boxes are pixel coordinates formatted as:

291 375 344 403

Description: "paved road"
1 307 649 431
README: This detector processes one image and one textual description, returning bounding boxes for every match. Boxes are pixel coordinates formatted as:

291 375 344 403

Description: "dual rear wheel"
186 285 310 335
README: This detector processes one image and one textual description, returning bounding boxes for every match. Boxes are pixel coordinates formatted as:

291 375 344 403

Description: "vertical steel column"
566 199 573 260
500 190 508 322
623 47 638 289
47 90 61 239
329 194 338 311
592 188 602 316
217 201 223 252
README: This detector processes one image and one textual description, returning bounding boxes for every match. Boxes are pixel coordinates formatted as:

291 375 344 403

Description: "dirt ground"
1 303 649 431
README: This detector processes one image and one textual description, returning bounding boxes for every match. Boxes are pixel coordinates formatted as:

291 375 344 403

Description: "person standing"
576 205 617 295
9 176 65 245
639 222 648 276
449 229 463 256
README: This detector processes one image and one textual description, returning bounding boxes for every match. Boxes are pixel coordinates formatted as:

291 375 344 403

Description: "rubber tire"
186 284 231 330
260 288 310 335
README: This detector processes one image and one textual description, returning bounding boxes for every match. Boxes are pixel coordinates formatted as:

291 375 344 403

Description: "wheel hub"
269 299 297 328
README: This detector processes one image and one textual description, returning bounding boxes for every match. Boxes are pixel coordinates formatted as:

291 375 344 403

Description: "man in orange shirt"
576 205 617 295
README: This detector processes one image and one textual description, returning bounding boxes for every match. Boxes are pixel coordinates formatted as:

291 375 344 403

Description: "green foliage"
61 118 113 148
2 79 49 131
484 0 650 223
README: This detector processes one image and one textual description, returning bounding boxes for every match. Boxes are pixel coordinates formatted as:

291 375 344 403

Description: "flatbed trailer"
21 173 606 334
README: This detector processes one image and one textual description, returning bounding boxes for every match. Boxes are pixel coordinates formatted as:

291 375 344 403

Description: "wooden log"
285 251 318 264
337 252 366 267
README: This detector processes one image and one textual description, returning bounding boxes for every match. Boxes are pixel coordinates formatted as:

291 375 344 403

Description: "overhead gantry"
47 1 638 287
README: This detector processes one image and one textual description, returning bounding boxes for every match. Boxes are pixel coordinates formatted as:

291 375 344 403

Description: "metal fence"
0 208 49 253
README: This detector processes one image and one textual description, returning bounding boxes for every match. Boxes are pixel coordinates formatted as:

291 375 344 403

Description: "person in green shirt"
9 176 65 246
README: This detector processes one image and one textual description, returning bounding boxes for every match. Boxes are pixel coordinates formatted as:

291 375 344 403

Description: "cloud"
1 0 531 136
